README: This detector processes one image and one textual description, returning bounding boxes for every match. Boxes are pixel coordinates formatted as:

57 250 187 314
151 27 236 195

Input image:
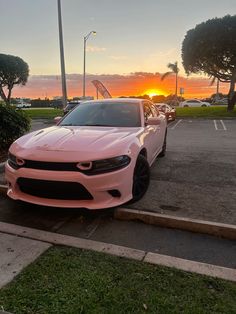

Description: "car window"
188 100 200 103
151 104 159 116
143 103 154 121
60 102 141 127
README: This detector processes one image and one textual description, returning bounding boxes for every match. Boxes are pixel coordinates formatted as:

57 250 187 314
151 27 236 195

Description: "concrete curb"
0 221 235 282
0 221 145 261
115 208 236 241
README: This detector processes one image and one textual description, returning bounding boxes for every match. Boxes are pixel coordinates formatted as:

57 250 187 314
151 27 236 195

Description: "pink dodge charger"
5 98 167 209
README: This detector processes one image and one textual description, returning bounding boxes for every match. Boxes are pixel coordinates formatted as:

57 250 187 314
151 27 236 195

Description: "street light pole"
57 0 67 108
83 31 96 98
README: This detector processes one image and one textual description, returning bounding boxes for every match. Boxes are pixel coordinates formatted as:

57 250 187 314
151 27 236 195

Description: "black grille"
17 178 93 200
24 160 78 171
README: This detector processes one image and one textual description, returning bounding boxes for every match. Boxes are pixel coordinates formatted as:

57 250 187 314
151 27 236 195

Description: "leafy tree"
152 95 166 103
0 103 30 150
182 15 236 111
161 62 179 104
0 54 29 105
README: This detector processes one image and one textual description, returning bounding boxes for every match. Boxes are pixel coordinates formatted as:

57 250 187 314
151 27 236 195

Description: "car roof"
185 99 201 101
82 98 145 104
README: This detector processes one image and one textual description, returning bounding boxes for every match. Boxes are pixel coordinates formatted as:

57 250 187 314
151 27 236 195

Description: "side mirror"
54 116 62 124
146 117 161 126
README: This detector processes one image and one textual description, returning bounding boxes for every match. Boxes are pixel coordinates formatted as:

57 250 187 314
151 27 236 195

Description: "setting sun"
144 89 167 98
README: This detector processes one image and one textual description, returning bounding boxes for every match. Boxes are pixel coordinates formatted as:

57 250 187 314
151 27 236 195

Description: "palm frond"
167 61 179 74
210 77 216 86
161 72 172 81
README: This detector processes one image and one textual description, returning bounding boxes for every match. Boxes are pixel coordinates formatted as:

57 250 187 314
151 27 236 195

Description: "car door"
192 100 201 107
151 103 166 153
142 102 162 163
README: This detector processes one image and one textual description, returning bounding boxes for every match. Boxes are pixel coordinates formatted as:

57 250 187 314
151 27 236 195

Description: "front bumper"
5 160 135 209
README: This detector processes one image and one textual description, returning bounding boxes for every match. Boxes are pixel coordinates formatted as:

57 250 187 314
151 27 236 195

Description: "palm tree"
161 62 179 103
210 77 220 100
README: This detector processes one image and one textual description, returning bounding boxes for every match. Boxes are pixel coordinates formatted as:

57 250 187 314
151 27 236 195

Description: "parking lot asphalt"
0 118 236 268
128 118 236 225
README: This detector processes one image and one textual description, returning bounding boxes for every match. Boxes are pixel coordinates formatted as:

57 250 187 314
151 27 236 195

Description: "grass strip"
0 246 236 314
176 106 236 118
22 108 63 119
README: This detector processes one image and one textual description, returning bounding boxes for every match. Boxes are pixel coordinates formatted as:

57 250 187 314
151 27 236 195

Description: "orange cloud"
12 72 229 99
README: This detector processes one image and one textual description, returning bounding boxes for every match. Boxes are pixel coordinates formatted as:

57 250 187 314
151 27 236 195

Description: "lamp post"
57 0 67 108
83 31 96 98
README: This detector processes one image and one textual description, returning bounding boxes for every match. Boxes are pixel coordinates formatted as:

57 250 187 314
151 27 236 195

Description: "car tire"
130 154 150 203
184 105 188 107
201 104 207 107
159 129 167 157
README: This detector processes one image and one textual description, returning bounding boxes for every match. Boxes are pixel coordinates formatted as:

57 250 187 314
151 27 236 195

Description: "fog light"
108 190 121 197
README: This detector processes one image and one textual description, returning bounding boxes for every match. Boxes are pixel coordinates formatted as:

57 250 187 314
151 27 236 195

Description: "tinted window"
187 100 199 103
60 102 141 127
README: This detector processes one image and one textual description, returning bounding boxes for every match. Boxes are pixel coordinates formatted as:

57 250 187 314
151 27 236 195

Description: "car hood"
10 126 142 162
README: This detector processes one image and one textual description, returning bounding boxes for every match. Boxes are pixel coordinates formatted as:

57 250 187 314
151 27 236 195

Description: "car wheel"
201 104 207 107
184 105 188 107
159 129 167 157
131 154 150 203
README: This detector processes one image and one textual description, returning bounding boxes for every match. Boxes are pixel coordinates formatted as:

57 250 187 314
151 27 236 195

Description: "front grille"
23 160 78 171
17 178 93 200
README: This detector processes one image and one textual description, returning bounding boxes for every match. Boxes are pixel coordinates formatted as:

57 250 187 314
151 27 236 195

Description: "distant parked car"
155 103 176 122
180 99 211 107
16 102 31 109
63 101 81 115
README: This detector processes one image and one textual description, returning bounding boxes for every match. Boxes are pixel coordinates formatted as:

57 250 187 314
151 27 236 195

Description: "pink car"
5 98 167 209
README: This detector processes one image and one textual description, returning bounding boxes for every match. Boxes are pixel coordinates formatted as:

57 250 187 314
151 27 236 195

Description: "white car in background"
16 102 31 109
180 99 211 107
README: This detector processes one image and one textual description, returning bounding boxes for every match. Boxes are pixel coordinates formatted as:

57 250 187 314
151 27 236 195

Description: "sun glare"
145 89 166 98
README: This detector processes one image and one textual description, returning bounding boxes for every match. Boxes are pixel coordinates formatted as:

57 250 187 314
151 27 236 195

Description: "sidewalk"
0 232 50 288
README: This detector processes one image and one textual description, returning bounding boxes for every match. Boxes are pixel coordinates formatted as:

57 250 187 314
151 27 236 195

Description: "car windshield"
60 101 141 127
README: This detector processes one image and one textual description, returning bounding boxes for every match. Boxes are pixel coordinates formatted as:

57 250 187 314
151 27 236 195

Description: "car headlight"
8 153 25 169
77 155 131 175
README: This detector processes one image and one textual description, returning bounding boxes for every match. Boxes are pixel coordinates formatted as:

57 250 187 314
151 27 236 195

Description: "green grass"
176 106 236 118
22 108 63 119
0 247 236 314
20 106 236 119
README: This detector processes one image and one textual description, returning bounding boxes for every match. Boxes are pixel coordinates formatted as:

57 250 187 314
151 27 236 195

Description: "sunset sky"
0 0 235 99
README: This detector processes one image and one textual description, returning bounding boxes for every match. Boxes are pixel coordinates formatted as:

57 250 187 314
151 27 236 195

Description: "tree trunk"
0 86 8 104
175 72 178 105
227 73 236 111
6 85 12 105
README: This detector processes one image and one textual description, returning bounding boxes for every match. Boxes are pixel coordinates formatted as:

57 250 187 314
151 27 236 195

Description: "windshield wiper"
82 124 114 127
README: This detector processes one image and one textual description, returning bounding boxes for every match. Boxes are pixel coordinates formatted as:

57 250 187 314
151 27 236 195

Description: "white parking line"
170 119 182 130
214 120 218 130
220 120 227 130
167 121 176 128
214 120 227 131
